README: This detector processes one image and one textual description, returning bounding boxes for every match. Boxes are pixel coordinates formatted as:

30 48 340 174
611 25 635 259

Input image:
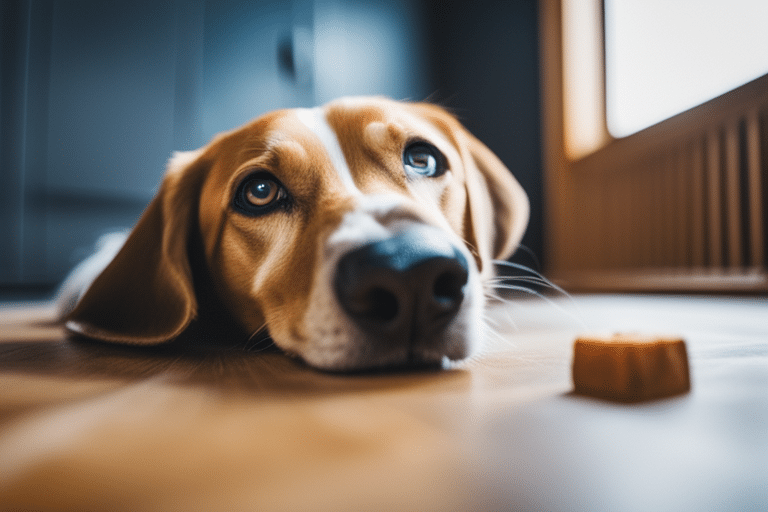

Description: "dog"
64 96 529 372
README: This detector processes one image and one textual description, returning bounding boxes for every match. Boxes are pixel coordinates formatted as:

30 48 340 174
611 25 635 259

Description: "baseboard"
550 268 768 293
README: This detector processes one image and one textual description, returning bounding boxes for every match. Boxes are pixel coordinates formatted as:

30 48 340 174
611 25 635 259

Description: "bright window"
605 0 768 138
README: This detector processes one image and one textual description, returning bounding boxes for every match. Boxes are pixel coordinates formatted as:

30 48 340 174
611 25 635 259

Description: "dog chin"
295 334 469 373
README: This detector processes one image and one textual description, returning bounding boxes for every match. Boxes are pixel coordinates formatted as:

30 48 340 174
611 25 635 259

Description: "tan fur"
66 97 529 370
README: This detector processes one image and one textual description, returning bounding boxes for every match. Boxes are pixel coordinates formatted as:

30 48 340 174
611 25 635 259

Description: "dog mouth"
322 357 446 375
303 341 458 374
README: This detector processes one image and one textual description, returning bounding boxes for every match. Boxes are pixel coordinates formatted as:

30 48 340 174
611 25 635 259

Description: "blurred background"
3 0 767 300
0 0 543 298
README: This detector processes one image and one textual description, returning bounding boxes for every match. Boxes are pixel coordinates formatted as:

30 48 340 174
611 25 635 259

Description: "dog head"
66 97 528 371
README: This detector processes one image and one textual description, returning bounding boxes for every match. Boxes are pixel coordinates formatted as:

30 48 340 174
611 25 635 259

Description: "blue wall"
0 0 542 291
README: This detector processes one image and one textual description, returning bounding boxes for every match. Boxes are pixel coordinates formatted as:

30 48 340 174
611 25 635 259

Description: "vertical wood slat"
662 152 677 266
746 111 764 268
724 120 742 267
588 178 604 269
672 146 693 268
656 160 664 264
620 163 636 268
706 130 723 268
657 155 669 265
591 177 604 269
624 164 636 268
690 138 706 268
609 168 620 267
632 164 641 265
658 159 669 266
638 165 652 266
645 159 657 266
653 159 664 266
578 175 603 269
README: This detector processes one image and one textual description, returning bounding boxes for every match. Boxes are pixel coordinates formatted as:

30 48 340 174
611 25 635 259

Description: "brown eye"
233 172 290 216
246 178 279 206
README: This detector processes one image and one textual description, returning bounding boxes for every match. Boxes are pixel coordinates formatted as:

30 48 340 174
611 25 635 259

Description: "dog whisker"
483 302 518 328
482 303 519 340
492 259 587 322
246 339 275 354
491 283 586 329
493 259 543 274
238 325 275 353
481 311 502 327
462 329 519 365
482 318 518 348
488 275 556 289
492 260 565 291
492 282 560 303
247 325 268 342
509 243 542 271
246 339 276 354
482 287 523 332
488 277 574 307
483 289 507 304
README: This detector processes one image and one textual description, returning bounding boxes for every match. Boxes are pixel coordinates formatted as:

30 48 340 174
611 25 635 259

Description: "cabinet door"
2 0 308 287
41 0 180 284
46 0 179 199
1 0 56 286
201 0 312 140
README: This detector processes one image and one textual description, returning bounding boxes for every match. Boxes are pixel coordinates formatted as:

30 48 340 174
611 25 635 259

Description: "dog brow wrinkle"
294 107 362 197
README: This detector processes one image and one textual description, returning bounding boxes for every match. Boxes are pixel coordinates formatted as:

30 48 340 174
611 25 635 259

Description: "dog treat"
572 334 690 402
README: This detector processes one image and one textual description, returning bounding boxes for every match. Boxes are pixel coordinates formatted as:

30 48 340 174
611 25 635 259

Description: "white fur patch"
55 231 129 319
166 148 204 176
294 108 362 197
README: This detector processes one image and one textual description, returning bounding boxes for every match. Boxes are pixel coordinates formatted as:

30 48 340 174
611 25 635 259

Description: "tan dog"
65 97 528 371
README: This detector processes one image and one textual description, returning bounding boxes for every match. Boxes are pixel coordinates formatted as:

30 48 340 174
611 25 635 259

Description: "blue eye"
403 142 446 178
234 172 289 215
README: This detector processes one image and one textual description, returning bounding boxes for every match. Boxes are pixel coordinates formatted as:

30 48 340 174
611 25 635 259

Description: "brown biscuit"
572 334 690 401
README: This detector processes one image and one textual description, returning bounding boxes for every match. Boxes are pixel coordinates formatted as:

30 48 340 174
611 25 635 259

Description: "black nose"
333 227 469 343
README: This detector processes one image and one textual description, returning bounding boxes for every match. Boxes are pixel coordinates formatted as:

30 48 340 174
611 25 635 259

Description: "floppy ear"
462 130 530 268
409 101 529 270
66 149 209 344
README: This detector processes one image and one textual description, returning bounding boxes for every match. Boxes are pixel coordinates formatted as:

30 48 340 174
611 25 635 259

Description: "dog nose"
334 227 469 342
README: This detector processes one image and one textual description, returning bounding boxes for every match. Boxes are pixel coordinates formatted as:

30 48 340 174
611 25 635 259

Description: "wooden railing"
541 0 767 292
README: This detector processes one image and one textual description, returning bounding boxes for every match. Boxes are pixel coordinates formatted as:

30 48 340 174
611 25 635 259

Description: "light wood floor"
1 294 766 511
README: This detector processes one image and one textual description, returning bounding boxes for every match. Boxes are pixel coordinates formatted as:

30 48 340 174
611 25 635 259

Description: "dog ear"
408 101 529 270
66 149 208 344
462 129 529 269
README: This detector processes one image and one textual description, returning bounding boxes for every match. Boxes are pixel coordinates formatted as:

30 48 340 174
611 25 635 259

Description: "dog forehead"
325 97 457 150
292 98 462 192
291 107 361 195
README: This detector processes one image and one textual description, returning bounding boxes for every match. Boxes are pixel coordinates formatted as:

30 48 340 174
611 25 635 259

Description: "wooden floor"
0 294 766 511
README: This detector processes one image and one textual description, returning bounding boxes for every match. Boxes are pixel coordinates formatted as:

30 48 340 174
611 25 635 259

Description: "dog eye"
234 173 288 215
246 179 279 206
403 142 446 178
